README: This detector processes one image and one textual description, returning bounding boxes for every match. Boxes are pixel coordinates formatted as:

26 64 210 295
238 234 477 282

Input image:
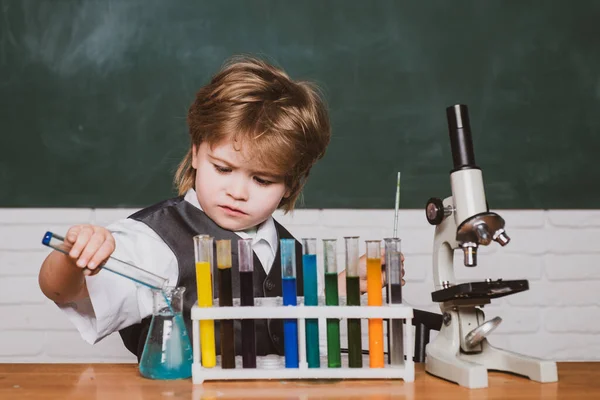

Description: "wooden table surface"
0 362 598 399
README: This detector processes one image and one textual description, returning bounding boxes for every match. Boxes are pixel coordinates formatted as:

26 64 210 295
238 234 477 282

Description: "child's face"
192 139 290 231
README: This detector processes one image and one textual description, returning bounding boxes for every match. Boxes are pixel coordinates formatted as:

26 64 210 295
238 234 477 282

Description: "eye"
253 176 273 186
213 164 232 174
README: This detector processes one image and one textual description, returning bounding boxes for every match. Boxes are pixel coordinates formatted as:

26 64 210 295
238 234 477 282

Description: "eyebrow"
208 154 238 169
208 154 284 180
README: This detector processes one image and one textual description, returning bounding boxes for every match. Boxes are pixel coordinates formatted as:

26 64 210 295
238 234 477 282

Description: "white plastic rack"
191 296 414 384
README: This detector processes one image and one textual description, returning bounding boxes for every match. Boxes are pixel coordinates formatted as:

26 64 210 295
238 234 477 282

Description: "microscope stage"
431 279 529 303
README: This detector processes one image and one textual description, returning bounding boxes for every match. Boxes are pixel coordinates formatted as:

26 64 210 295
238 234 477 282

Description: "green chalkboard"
2 0 600 209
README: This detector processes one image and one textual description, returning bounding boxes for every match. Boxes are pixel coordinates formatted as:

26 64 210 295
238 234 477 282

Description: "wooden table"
0 363 598 399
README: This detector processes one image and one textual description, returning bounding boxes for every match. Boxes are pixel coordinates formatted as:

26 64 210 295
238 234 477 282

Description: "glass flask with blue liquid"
139 287 193 380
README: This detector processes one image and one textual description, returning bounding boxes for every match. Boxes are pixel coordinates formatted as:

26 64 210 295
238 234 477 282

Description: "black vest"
118 196 304 361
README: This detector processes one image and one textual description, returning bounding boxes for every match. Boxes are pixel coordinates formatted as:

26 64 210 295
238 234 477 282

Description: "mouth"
218 205 248 216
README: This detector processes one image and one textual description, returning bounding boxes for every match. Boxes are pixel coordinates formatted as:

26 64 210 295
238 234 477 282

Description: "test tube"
302 238 320 368
216 239 235 369
323 239 341 368
238 238 256 368
194 235 216 368
344 236 362 368
281 238 299 368
385 237 404 365
366 240 384 368
42 232 168 290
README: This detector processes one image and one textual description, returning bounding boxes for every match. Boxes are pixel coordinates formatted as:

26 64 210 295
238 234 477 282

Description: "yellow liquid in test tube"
367 257 384 368
196 261 216 368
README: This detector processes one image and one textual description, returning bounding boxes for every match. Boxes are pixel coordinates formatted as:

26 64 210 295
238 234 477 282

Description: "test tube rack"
190 296 414 384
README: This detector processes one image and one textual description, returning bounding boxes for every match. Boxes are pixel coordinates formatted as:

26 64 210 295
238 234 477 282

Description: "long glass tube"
42 232 167 290
216 239 235 369
344 236 362 368
366 240 384 368
238 238 256 368
194 235 216 368
302 238 320 368
323 239 341 368
385 237 404 365
281 238 299 368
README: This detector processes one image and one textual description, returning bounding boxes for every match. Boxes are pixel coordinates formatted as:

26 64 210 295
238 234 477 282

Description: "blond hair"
175 56 331 212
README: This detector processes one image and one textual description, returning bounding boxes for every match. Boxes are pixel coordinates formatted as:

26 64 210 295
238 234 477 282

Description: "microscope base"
425 310 558 388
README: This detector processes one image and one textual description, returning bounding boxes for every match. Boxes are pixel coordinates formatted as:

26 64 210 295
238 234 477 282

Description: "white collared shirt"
183 189 278 274
59 189 280 344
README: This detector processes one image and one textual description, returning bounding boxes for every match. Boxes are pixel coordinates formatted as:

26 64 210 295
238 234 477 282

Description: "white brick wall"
1 208 599 362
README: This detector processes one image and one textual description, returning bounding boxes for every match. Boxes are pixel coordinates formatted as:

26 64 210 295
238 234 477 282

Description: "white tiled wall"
1 208 599 362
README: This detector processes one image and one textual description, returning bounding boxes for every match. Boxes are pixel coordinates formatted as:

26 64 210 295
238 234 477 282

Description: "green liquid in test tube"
345 236 362 368
323 239 341 368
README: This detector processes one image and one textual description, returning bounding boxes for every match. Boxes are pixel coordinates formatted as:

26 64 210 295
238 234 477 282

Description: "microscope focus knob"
426 198 446 225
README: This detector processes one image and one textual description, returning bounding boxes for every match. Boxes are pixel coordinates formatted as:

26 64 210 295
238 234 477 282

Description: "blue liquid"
139 312 193 380
139 292 192 380
302 254 320 368
282 276 299 368
302 255 318 306
282 276 297 307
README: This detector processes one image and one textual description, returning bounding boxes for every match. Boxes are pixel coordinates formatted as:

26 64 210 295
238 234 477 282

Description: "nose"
226 174 249 201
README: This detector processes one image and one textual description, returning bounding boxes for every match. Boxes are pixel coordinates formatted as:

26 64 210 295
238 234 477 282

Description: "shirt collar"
184 188 278 256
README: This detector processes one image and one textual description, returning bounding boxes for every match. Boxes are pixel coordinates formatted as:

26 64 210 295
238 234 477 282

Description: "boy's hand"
65 224 115 276
358 250 405 293
337 250 406 295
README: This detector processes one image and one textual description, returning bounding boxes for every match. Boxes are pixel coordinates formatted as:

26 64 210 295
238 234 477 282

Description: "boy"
39 56 398 360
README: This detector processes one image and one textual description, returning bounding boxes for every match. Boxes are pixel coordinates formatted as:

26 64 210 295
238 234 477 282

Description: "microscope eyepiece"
447 104 478 171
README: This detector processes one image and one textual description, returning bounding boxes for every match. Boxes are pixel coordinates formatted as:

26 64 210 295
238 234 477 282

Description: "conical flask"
139 287 193 379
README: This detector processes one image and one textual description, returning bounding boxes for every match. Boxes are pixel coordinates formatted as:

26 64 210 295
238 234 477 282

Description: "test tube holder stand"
190 296 414 384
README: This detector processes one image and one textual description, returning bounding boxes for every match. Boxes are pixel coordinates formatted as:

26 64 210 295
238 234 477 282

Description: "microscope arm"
432 197 459 291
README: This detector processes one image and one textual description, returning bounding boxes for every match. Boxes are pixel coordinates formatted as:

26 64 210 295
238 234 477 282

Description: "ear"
191 145 199 169
283 187 292 199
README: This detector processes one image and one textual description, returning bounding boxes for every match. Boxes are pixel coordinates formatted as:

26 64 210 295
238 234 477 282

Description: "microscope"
423 104 558 388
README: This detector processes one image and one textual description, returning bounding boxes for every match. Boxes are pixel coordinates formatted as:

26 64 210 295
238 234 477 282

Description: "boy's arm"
39 224 115 304
39 250 89 303
44 220 173 346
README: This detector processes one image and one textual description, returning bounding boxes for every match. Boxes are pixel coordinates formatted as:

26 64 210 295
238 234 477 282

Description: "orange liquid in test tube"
367 254 384 368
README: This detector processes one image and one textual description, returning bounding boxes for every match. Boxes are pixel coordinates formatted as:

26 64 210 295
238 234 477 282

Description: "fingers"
337 271 347 297
65 225 115 273
77 230 106 268
381 250 404 268
401 252 405 284
84 266 102 277
69 225 94 260
87 236 115 269
66 226 81 245
358 253 367 278
360 280 367 293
